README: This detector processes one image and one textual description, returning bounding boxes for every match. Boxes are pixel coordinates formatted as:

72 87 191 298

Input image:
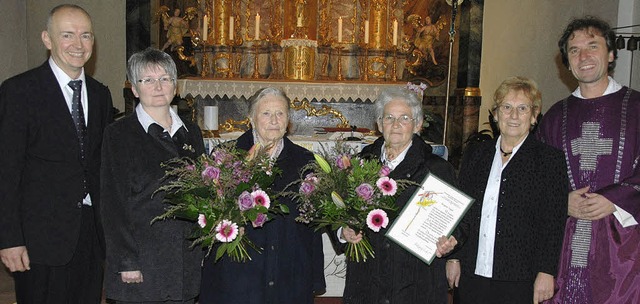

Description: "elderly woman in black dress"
199 87 326 304
100 48 205 303
340 87 465 304
447 76 568 304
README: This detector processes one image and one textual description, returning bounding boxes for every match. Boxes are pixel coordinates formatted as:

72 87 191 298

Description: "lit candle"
392 19 398 46
204 106 219 131
229 16 234 41
255 13 261 40
364 20 370 44
337 17 343 43
202 15 208 41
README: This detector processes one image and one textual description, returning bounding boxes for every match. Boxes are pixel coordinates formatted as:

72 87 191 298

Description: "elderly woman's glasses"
138 76 174 86
497 104 533 115
379 114 415 126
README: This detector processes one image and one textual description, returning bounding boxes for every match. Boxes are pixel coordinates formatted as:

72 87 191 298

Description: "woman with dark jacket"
199 87 326 304
447 76 568 304
100 48 205 303
340 87 466 304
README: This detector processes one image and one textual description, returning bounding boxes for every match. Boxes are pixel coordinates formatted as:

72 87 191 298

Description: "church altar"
177 78 402 103
176 78 406 136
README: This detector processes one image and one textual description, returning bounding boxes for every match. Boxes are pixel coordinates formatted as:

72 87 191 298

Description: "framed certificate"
385 173 474 264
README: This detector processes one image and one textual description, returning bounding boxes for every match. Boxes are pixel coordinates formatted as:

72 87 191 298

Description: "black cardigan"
456 135 568 281
100 113 205 301
343 134 465 304
199 130 326 304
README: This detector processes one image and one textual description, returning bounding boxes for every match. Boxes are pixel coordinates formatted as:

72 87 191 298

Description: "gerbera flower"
366 209 389 232
215 219 239 242
251 189 271 208
197 214 207 228
376 176 398 196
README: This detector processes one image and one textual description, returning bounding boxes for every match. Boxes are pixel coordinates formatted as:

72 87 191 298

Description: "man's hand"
0 246 30 272
580 192 616 220
567 186 615 220
567 186 590 218
533 272 554 303
121 270 143 283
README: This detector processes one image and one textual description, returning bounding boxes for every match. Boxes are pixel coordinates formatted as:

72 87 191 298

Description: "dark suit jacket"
343 135 464 304
0 61 113 266
200 130 326 304
100 113 204 301
456 135 568 281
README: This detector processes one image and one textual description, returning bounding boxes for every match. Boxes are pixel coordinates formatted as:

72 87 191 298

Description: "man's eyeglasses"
379 114 415 126
138 76 174 86
497 104 534 115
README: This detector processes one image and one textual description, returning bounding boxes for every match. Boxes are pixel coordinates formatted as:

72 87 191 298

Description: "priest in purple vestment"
538 16 640 304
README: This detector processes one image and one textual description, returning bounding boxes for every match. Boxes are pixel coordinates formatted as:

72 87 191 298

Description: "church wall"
19 0 127 111
478 0 621 132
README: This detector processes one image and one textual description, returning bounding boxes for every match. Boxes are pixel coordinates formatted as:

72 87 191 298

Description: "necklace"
500 146 513 157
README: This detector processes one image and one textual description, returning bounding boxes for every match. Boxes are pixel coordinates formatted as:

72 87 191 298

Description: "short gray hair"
374 87 423 123
247 87 291 118
127 48 177 87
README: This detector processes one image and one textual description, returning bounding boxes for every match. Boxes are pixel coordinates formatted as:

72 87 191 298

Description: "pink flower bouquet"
154 143 284 262
289 146 411 262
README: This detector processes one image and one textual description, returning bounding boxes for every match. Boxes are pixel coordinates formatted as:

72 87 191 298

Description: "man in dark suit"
0 4 113 303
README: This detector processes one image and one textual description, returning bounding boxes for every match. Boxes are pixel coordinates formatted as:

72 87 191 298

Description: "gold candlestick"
201 51 210 78
391 47 398 82
227 43 235 78
361 45 369 81
336 46 344 81
251 41 261 79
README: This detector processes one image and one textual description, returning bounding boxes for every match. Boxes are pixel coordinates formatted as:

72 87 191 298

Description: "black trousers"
455 272 533 304
14 206 104 304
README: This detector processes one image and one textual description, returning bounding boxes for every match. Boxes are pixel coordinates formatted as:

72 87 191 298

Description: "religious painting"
401 0 452 86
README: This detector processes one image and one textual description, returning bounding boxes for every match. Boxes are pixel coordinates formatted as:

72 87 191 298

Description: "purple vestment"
539 87 640 304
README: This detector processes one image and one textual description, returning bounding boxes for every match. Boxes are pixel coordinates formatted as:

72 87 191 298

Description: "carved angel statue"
406 14 447 67
157 6 189 51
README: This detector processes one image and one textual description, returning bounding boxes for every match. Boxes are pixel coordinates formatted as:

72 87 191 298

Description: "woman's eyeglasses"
379 114 415 126
138 76 174 86
497 104 533 115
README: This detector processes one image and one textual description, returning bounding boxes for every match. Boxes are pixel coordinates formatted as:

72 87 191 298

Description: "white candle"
229 16 234 41
297 16 303 27
364 20 370 43
204 106 219 130
392 19 398 46
337 17 343 43
255 13 261 40
202 15 208 41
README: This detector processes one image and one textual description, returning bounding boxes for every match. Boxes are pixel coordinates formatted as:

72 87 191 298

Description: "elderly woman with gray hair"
199 87 326 304
340 87 466 304
100 48 205 303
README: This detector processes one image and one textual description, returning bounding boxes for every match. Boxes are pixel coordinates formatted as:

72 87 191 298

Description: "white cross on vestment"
570 122 613 171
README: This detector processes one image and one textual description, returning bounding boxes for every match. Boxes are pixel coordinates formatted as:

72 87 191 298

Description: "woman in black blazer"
448 76 568 304
100 48 205 303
